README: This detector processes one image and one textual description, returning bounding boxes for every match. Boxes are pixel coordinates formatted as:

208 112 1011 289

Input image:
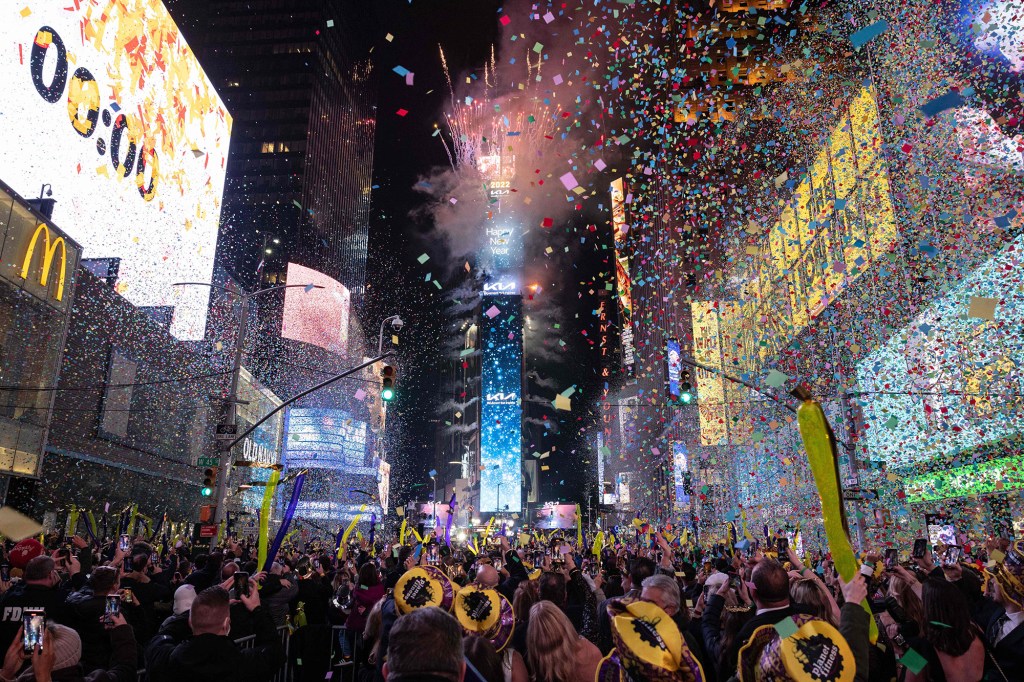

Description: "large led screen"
856 233 1024 467
0 2 232 339
610 178 635 373
672 441 690 512
480 295 523 512
284 408 368 471
281 263 351 354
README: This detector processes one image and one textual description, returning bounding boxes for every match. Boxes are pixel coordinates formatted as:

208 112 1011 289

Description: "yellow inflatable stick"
793 386 878 644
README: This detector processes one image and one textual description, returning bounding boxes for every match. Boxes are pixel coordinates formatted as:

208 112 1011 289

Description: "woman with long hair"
878 570 925 658
511 579 540 658
525 601 602 682
904 578 985 681
342 562 385 662
790 578 839 627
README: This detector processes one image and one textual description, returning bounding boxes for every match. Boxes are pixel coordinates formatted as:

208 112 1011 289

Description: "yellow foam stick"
794 387 878 644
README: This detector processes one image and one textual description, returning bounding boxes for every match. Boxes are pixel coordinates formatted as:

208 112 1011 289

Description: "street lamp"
173 280 323 525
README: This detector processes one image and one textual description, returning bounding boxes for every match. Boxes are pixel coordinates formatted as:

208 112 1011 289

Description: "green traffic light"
681 392 693 404
382 387 395 401
201 486 213 497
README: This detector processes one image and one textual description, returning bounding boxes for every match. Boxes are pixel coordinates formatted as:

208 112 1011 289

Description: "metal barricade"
137 625 293 682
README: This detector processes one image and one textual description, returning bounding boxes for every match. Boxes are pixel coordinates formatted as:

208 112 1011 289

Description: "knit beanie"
47 625 81 671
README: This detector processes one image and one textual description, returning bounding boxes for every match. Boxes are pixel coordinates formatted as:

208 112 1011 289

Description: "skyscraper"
171 0 376 293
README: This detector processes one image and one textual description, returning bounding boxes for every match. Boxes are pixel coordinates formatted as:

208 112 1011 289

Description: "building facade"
173 0 377 294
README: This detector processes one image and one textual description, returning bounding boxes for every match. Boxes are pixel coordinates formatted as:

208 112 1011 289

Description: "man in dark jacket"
596 556 655 654
980 553 1024 679
183 552 223 593
145 580 283 682
65 567 135 673
0 557 75 654
718 558 808 682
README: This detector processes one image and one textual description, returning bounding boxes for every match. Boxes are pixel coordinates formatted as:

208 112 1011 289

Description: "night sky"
362 1 612 508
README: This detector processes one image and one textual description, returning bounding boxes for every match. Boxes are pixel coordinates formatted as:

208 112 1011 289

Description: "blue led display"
284 408 369 470
672 441 689 510
667 338 681 399
480 295 523 512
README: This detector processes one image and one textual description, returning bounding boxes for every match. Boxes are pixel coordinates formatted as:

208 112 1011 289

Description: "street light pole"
431 474 437 526
173 281 324 526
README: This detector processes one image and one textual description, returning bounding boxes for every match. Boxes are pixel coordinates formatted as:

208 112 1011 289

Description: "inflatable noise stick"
792 385 878 644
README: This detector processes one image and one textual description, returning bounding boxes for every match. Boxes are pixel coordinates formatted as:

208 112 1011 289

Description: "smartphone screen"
912 538 927 559
118 534 131 553
884 549 898 570
234 571 250 597
121 588 134 604
22 610 45 654
945 547 962 566
104 595 121 618
0 564 9 582
777 538 789 556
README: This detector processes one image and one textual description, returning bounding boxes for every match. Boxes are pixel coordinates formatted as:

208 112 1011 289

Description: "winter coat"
345 583 385 633
260 574 297 628
145 605 283 682
0 582 74 654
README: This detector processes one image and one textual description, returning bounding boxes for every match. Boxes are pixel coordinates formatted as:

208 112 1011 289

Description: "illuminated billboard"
284 408 368 471
666 339 682 399
281 263 351 354
672 441 690 512
726 87 897 377
0 2 232 340
480 295 523 513
236 367 283 467
692 302 728 446
903 454 1024 504
855 232 1024 468
610 179 635 373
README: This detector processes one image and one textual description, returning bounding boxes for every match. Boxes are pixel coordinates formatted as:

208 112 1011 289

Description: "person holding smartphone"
0 615 137 682
0 555 74 656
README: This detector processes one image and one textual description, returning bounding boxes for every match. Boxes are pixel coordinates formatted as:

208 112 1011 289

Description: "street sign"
842 487 878 502
198 456 220 467
198 524 218 538
215 423 238 441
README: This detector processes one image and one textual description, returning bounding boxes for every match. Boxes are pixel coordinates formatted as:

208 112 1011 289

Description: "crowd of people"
0 526 1019 681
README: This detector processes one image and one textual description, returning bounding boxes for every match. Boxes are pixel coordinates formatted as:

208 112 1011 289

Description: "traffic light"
201 467 218 497
381 365 397 402
679 371 694 404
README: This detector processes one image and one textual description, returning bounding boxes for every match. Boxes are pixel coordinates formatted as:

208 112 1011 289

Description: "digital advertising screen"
691 302 728 446
610 178 635 373
666 338 681 399
672 441 690 511
0 1 232 339
948 0 1024 138
728 87 897 375
236 367 283 467
281 263 351 354
480 295 523 513
284 408 369 471
855 232 1024 468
